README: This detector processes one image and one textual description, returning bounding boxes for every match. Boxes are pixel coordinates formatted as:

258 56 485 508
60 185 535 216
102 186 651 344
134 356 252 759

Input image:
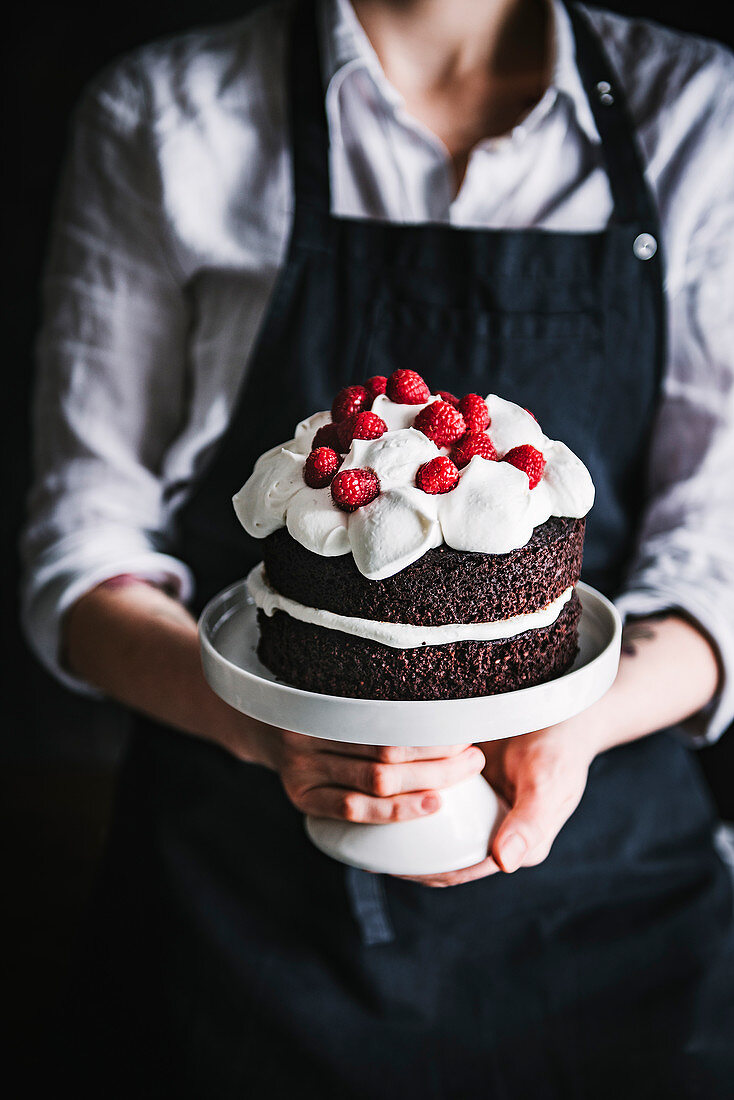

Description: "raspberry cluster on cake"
233 371 594 700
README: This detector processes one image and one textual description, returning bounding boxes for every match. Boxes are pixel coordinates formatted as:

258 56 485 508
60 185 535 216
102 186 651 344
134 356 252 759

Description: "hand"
62 578 482 820
398 718 597 887
398 608 723 888
257 730 486 824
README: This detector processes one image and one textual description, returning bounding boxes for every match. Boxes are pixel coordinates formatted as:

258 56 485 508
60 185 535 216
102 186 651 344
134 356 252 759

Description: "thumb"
491 785 556 872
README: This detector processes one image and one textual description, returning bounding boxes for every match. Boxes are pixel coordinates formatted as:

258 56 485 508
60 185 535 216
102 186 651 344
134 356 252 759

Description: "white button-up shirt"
20 0 734 741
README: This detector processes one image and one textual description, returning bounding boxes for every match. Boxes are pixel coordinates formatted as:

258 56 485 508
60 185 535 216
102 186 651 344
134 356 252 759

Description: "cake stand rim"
199 576 621 723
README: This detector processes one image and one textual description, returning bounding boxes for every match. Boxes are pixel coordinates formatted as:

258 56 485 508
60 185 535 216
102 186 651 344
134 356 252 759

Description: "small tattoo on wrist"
621 613 670 656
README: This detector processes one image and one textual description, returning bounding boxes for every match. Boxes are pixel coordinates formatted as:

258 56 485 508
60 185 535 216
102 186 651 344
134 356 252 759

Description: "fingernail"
499 832 527 872
421 794 441 813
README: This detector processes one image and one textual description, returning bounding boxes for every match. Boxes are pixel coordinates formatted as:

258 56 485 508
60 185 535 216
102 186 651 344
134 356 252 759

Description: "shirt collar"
319 0 601 144
320 0 404 109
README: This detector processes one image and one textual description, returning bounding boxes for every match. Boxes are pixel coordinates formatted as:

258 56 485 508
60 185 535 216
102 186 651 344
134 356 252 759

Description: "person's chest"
159 64 612 278
329 64 612 226
154 42 614 491
159 53 613 367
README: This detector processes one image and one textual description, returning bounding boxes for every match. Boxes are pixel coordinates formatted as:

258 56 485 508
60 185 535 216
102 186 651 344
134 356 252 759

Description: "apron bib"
66 4 733 1097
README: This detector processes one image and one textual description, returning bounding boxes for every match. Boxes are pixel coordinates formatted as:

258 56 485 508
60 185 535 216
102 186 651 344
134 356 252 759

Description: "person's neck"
351 0 550 96
349 0 552 192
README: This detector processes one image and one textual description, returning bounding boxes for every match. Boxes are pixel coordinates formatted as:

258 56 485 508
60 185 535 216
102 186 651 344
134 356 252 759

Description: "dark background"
3 0 733 1051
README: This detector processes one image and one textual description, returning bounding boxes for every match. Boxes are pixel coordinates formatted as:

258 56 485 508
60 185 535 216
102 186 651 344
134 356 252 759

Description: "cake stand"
199 580 621 876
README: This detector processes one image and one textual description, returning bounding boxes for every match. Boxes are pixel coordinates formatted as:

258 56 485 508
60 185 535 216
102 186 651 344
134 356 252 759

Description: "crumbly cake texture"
256 594 582 700
234 372 594 699
263 517 585 626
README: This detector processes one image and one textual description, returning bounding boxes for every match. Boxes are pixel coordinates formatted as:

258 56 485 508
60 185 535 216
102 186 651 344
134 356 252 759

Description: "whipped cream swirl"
233 394 594 580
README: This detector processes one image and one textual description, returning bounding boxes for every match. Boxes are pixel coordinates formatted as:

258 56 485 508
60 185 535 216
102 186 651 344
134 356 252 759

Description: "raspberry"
502 444 546 489
413 401 467 447
331 384 371 423
331 468 381 512
451 431 498 469
386 369 431 405
365 375 388 399
458 393 490 433
303 447 342 489
311 423 344 452
337 411 388 450
415 456 460 495
432 389 460 408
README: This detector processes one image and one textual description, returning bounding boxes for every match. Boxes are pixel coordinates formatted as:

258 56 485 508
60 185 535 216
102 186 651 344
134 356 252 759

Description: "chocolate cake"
233 372 595 700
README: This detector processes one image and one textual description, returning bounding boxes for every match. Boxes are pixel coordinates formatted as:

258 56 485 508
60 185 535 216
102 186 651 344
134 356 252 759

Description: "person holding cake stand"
20 0 733 1095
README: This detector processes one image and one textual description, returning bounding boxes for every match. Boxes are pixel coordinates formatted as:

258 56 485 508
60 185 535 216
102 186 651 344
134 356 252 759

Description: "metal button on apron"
633 232 658 260
596 79 614 105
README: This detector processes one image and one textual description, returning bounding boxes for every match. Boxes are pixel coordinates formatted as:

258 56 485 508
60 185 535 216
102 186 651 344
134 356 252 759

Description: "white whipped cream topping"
348 487 443 580
233 446 305 538
285 487 350 555
369 392 438 431
293 411 331 453
340 427 439 489
233 392 594 579
248 563 574 649
485 394 545 454
439 457 537 554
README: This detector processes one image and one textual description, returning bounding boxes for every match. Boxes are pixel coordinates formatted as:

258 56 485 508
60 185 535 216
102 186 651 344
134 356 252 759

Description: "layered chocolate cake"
233 372 594 700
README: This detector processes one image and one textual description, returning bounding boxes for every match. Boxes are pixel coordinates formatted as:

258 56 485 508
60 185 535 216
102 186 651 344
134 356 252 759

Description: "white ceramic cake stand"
199 580 621 876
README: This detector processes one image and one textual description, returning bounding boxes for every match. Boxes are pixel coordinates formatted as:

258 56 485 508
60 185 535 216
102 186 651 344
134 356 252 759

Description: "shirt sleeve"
615 94 734 745
20 57 194 695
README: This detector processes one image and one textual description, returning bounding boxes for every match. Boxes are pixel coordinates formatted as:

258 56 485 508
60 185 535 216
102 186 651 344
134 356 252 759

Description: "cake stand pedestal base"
306 774 505 876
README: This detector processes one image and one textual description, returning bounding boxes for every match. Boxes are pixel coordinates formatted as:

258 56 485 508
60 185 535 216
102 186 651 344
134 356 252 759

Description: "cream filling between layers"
247 564 574 650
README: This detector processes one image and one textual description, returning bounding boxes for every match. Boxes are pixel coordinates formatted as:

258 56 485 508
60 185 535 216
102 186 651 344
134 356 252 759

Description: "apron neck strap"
563 2 658 226
288 0 658 228
289 0 331 217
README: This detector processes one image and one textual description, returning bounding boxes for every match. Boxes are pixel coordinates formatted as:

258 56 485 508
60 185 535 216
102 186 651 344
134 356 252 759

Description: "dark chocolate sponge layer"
263 517 584 625
256 592 581 700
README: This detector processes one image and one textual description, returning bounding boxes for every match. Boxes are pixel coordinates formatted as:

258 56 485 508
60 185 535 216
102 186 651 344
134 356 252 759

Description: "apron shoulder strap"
288 0 331 218
564 2 660 228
